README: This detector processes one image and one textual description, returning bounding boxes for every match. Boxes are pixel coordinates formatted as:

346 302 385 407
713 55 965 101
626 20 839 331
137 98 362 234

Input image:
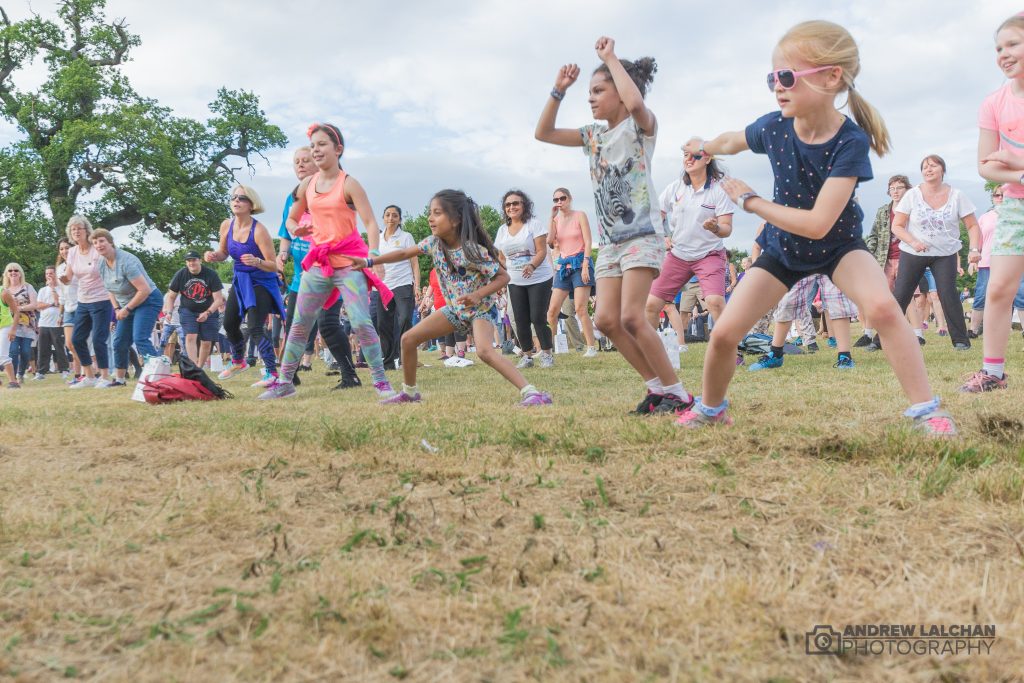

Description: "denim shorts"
553 259 595 291
972 267 1024 310
179 308 222 342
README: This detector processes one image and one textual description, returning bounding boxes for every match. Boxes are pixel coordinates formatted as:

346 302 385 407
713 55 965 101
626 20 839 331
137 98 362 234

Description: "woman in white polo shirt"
494 189 555 368
645 144 736 330
372 205 419 369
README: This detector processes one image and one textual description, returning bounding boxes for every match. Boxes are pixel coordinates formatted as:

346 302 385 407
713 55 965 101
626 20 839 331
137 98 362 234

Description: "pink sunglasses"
766 65 835 91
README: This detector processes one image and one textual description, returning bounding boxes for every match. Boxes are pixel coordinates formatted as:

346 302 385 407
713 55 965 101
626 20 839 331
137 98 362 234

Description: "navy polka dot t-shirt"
745 112 873 271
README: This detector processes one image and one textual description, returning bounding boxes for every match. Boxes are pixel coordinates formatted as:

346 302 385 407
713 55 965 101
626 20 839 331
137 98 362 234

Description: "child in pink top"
961 13 1024 393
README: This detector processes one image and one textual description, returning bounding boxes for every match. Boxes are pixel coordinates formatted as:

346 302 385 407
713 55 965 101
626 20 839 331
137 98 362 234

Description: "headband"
307 122 342 146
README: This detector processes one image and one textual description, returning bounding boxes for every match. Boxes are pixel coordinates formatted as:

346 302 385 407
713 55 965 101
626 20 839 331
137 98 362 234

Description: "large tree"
0 0 286 281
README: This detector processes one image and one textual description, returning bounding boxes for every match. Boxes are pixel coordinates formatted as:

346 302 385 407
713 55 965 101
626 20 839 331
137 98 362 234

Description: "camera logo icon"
806 625 842 655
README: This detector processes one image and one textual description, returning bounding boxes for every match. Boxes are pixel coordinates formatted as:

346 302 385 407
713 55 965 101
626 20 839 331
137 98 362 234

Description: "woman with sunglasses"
546 187 598 357
644 146 735 379
681 20 955 435
204 185 285 381
494 189 555 368
2 263 38 385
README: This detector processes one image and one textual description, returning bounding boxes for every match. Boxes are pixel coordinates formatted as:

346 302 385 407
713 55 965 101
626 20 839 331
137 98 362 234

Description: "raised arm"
595 37 655 135
683 133 749 158
205 221 230 263
723 176 858 241
349 245 421 270
535 64 585 147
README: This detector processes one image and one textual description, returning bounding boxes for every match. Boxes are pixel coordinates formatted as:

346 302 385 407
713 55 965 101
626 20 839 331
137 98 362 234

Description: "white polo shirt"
380 228 417 289
658 177 736 261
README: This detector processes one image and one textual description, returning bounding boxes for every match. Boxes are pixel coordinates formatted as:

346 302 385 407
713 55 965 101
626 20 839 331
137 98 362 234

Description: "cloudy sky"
0 0 1016 251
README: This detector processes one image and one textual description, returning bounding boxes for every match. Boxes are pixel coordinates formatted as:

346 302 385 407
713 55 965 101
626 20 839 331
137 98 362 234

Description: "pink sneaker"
374 380 397 400
958 370 1008 393
519 391 552 407
380 391 421 405
912 410 957 437
218 361 249 380
676 404 733 429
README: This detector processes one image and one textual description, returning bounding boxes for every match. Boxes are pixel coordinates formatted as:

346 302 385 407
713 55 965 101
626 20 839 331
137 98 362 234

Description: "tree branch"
86 21 130 67
96 205 143 231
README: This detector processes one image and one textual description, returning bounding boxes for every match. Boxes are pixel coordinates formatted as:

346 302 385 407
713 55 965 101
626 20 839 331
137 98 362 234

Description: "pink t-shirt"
65 245 108 303
978 209 998 268
979 82 1024 199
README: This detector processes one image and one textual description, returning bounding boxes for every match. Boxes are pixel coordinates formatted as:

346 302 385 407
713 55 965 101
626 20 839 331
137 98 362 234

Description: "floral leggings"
280 266 385 385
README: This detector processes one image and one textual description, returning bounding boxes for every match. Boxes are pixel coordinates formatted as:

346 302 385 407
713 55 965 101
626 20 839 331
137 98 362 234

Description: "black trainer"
652 393 694 416
853 334 873 348
331 374 362 390
633 391 663 415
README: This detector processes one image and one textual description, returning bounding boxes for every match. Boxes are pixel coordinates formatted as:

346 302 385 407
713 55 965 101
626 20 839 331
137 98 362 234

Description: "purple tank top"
228 219 261 273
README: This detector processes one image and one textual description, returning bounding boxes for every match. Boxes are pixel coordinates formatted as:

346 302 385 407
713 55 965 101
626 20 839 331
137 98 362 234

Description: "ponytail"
847 88 891 157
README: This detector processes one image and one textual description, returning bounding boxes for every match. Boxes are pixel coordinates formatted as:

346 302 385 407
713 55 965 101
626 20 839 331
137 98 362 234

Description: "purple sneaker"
519 391 552 407
257 380 296 400
380 391 421 405
374 380 397 400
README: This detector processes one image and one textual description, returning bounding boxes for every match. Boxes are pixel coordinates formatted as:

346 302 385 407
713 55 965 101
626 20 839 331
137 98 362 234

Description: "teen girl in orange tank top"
257 122 397 401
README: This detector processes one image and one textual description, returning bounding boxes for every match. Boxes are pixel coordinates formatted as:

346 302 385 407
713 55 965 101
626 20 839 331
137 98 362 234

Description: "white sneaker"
538 352 554 368
455 356 474 367
70 376 98 389
443 356 461 368
93 378 113 389
33 373 45 381
516 355 534 369
582 347 598 358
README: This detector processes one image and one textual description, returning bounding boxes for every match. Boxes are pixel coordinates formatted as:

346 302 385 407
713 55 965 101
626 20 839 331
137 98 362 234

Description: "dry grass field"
1 333 1023 682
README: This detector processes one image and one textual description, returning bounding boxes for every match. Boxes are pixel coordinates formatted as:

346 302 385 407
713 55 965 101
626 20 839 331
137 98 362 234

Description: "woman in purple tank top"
204 185 286 384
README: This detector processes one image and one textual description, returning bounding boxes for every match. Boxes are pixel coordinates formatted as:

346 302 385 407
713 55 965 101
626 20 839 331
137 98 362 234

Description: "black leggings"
372 284 415 368
509 281 553 353
223 285 277 371
892 251 969 346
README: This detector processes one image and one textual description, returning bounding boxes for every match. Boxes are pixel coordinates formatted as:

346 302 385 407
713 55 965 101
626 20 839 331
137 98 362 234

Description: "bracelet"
366 257 374 269
550 88 565 101
738 192 759 213
369 248 381 257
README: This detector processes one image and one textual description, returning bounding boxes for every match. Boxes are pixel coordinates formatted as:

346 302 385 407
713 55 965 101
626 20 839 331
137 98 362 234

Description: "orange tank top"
306 170 356 268
554 210 586 257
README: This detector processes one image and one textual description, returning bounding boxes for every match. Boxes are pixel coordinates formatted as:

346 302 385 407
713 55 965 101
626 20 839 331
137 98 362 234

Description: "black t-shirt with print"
168 266 223 312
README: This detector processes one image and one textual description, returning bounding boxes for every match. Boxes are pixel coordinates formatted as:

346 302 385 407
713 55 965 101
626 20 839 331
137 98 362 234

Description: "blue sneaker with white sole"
748 354 784 372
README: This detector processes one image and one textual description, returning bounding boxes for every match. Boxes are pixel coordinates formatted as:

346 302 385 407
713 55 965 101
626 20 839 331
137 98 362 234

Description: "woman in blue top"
679 20 954 436
204 185 285 381
91 229 163 387
275 147 360 389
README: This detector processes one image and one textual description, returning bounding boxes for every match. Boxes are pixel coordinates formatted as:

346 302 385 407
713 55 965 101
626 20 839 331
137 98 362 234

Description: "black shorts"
751 240 869 290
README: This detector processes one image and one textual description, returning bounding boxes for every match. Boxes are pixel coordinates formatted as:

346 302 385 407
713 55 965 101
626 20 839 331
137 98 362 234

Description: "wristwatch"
737 191 759 212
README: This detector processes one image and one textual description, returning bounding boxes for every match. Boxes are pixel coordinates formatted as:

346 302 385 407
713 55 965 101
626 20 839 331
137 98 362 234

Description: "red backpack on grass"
140 374 217 404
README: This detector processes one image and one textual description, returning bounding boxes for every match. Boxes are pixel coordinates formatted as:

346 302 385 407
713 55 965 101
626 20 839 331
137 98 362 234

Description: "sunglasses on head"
552 196 568 203
231 194 251 203
766 65 835 91
504 200 523 209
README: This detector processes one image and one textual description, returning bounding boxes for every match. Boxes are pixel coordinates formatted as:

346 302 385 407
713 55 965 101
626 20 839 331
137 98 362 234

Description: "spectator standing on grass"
0 282 22 388
546 187 598 356
871 154 980 352
968 185 1024 339
34 265 69 380
55 238 83 382
373 205 419 370
61 215 113 389
2 263 36 386
165 251 225 369
92 229 163 387
495 189 555 369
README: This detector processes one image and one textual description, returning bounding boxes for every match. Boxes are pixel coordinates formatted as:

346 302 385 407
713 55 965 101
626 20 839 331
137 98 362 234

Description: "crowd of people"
4 15 1024 438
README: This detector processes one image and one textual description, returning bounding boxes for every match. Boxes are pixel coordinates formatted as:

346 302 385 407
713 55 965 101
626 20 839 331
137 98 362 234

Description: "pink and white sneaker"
380 391 421 405
676 404 733 429
374 380 398 400
519 391 552 407
218 361 249 380
912 410 958 437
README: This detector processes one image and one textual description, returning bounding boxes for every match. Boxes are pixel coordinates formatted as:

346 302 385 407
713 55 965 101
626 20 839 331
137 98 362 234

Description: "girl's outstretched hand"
348 256 367 270
683 137 704 155
595 36 616 62
555 64 579 91
721 177 753 203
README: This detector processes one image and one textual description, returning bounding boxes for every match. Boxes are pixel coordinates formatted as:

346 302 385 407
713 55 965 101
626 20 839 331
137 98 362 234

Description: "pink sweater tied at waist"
301 231 393 309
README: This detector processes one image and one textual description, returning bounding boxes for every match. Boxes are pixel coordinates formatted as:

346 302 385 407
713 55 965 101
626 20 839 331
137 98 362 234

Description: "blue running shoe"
748 354 784 371
827 337 837 348
833 356 855 370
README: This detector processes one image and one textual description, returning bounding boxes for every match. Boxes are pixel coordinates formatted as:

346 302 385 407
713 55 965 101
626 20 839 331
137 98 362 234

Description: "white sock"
864 328 875 337
914 329 924 338
662 382 690 401
982 359 1005 380
403 383 419 395
645 377 664 393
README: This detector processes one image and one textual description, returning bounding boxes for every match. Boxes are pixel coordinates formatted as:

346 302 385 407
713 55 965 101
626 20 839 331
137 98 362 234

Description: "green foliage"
0 0 287 284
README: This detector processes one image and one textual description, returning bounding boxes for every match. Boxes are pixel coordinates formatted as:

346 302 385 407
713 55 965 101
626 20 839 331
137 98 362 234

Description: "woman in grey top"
91 229 163 386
